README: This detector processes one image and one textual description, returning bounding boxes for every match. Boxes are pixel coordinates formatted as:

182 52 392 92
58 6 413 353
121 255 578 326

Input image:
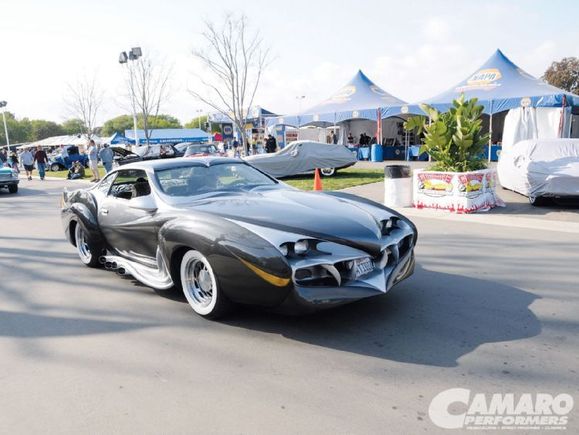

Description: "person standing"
21 148 34 180
87 140 100 182
99 143 114 173
9 151 19 173
34 146 49 180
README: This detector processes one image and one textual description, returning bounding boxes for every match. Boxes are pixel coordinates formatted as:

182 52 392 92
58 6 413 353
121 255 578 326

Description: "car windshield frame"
153 161 279 201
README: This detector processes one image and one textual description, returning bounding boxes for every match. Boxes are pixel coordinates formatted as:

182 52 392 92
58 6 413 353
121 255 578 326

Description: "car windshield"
184 144 217 156
155 163 277 197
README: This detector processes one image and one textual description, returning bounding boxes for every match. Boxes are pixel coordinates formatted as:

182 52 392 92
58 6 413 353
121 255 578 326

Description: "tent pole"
488 100 493 163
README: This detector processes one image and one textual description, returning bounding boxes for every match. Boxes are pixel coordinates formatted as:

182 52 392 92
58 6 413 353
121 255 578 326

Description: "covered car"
497 139 579 205
244 140 357 178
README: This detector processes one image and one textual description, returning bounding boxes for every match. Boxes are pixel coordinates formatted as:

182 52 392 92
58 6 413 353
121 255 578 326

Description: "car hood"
179 188 390 253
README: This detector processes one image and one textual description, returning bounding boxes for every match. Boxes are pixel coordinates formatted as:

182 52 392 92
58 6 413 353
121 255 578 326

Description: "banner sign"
413 169 504 213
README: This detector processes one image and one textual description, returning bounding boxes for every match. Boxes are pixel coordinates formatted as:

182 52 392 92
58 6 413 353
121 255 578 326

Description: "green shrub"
404 95 489 172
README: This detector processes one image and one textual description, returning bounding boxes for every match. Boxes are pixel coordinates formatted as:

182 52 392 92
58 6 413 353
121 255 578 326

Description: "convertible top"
120 156 242 171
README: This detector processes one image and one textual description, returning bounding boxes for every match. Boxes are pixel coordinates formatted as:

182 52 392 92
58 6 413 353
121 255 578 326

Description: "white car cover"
497 139 579 198
245 141 357 178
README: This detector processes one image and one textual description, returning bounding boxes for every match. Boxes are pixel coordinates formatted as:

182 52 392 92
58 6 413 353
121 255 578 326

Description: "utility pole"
119 47 143 148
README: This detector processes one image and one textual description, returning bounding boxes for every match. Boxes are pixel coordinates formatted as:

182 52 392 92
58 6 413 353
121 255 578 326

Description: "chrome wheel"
75 224 92 264
180 250 218 316
320 168 335 177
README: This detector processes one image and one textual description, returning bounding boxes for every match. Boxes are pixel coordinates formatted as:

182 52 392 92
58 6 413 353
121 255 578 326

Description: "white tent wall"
297 127 327 143
501 107 572 151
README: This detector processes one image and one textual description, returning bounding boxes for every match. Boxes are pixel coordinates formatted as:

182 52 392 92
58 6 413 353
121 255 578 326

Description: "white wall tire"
180 250 230 319
320 168 336 177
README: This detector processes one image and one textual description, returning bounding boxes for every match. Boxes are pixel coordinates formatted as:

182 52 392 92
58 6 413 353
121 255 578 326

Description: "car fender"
159 215 293 306
62 190 103 247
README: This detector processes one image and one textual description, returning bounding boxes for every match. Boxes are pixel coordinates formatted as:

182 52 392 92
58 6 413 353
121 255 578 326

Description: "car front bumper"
277 249 415 314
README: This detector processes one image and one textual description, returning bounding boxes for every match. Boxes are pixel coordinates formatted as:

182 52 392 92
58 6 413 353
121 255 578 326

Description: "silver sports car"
245 140 357 178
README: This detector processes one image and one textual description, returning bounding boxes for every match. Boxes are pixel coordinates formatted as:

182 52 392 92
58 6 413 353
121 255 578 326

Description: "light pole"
296 95 305 128
195 109 203 129
0 101 9 147
119 47 142 147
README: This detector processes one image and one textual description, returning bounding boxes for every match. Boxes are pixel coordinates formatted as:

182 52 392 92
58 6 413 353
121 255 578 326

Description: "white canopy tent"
18 134 102 149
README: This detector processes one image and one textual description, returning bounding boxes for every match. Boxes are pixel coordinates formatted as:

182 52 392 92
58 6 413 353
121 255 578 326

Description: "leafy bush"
404 95 489 172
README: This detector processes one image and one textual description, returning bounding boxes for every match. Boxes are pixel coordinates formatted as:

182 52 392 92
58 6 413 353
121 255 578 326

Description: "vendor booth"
267 70 408 159
209 106 278 148
405 49 578 160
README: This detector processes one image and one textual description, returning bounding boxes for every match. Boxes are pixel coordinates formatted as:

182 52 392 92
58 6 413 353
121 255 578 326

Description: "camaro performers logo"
429 388 574 430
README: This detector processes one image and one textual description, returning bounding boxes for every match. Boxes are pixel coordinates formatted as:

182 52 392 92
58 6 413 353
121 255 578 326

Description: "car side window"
97 173 117 195
109 169 151 200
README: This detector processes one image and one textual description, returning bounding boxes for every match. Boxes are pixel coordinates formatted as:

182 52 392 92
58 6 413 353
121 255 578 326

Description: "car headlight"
12 171 18 179
380 217 398 235
294 240 310 255
279 239 319 257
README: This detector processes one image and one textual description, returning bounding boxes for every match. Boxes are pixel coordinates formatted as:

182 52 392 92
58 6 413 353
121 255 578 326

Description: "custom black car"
61 157 417 319
113 144 184 166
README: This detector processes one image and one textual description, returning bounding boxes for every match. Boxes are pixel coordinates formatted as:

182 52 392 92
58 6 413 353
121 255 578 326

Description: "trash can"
370 144 383 162
384 165 413 208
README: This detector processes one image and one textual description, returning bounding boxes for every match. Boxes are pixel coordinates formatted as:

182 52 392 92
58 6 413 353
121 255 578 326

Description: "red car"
183 144 224 158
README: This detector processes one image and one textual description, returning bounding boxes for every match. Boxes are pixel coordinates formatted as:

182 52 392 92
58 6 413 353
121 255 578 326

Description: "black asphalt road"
1 179 578 433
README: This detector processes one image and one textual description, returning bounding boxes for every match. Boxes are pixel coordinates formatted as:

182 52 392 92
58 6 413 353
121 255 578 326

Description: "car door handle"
101 208 109 215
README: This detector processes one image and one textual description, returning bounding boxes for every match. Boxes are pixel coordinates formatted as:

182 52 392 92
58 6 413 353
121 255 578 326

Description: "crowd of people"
0 139 115 182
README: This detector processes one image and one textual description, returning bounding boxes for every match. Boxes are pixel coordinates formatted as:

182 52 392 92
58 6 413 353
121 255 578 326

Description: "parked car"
48 145 89 171
113 144 184 166
497 138 579 206
61 157 417 319
0 165 19 193
244 140 357 178
183 143 224 158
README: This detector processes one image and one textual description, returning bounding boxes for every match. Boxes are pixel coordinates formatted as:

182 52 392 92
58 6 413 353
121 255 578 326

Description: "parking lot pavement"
1 179 578 433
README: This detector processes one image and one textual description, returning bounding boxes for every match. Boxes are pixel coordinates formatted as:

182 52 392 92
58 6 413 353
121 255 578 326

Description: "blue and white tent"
406 49 577 115
124 128 211 145
269 70 407 127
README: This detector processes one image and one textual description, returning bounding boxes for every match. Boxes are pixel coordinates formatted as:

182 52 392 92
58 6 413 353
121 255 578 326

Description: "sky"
0 0 577 125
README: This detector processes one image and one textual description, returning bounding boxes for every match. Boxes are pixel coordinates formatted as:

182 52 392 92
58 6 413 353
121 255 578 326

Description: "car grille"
0 173 12 181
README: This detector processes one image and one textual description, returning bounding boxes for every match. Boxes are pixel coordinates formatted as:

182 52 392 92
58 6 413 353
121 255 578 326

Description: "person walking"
9 151 19 173
99 143 114 173
21 148 34 180
87 140 100 182
34 146 49 180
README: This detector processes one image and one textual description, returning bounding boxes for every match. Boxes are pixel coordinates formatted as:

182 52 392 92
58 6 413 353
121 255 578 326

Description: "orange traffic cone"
313 168 323 191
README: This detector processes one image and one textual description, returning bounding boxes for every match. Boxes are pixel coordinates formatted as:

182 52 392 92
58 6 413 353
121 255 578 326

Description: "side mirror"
129 194 157 212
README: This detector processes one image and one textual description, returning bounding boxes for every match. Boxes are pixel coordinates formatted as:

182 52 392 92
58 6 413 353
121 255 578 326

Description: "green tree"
0 112 32 144
184 115 222 133
61 118 87 135
542 57 579 94
148 114 182 129
101 114 182 137
29 120 65 141
101 115 135 136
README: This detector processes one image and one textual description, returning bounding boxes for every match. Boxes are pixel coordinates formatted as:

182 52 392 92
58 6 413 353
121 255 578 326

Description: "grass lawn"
282 167 384 191
47 166 384 191
48 167 106 180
